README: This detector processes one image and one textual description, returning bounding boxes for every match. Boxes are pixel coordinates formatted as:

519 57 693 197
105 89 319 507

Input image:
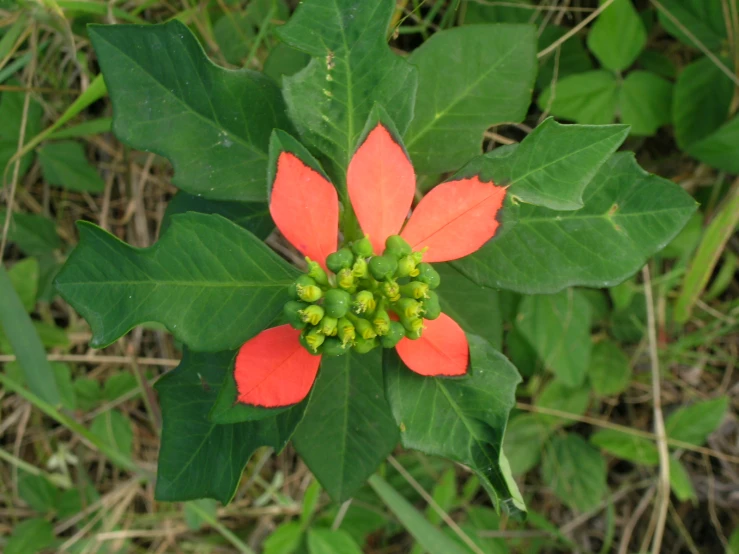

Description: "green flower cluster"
283 235 441 356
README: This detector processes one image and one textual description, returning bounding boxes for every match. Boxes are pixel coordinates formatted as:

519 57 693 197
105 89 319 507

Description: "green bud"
321 316 338 336
284 300 309 330
297 283 323 303
396 255 419 278
369 255 398 281
382 280 401 302
411 248 427 265
352 257 368 278
400 314 424 335
305 257 329 286
326 248 355 274
324 289 352 318
301 327 325 353
400 281 429 300
337 268 355 290
353 290 376 314
422 291 441 320
372 308 391 336
353 335 379 354
351 235 374 258
289 275 316 299
396 298 422 320
299 305 325 325
384 235 412 259
380 321 406 348
322 337 350 357
349 314 377 340
337 317 356 346
405 326 424 340
416 263 441 289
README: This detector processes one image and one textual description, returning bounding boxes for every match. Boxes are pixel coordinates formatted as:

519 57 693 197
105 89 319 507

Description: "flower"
235 123 506 408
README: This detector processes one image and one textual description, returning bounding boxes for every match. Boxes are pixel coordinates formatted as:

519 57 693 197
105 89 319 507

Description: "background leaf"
538 70 618 125
665 397 728 445
504 414 552 476
307 528 363 554
89 20 293 201
588 339 632 396
8 257 39 312
293 349 398 502
658 0 727 50
37 140 105 192
587 0 647 71
55 213 299 351
619 71 673 136
404 24 537 174
0 210 61 256
0 87 43 179
89 410 134 458
5 517 56 554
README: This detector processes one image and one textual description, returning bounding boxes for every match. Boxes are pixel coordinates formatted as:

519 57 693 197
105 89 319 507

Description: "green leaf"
293 349 398 502
307 528 363 554
90 410 134 458
278 0 418 178
0 86 43 179
669 457 697 503
368 474 471 554
102 371 138 402
619 71 673 136
301 480 322 526
18 473 59 513
55 213 299 351
463 0 536 23
588 339 632 396
590 429 659 465
5 517 55 554
665 396 728 445
658 0 728 51
538 70 619 125
0 210 61 255
535 379 591 426
542 434 607 512
89 20 293 201
263 43 311 86
587 0 647 71
453 152 698 294
184 498 218 530
503 414 552 476
264 522 303 554
537 26 594 89
502 118 628 210
685 114 739 172
404 24 537 174
37 141 105 192
637 50 677 80
436 263 502 350
384 335 526 518
155 349 308 503
515 289 592 387
162 191 273 239
8 257 39 312
426 468 457 525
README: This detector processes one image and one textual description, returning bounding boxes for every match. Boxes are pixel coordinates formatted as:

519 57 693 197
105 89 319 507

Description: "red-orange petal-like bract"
269 152 339 269
348 124 416 255
401 176 506 263
235 325 321 408
395 313 469 377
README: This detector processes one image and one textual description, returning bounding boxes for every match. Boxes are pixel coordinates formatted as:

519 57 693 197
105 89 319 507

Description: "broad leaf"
90 410 134 458
55 213 299 351
384 335 526 518
463 0 536 24
37 141 105 192
8 258 38 312
587 0 647 71
89 20 293 201
162 191 273 239
0 210 61 255
404 24 537 174
658 0 729 51
591 429 659 465
686 113 739 172
278 0 418 179
620 71 673 136
542 434 607 512
515 289 592 387
436 263 503 350
453 152 697 294
0 87 43 179
292 349 398 502
5 518 55 554
535 379 591 426
588 339 632 396
537 26 594 89
307 529 363 554
503 414 552 476
665 396 728 445
538 70 618 125
669 457 697 502
155 349 308 503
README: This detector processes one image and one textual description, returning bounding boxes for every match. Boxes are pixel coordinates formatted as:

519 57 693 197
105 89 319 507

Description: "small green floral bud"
321 316 338 336
322 337 350 357
400 281 429 300
305 257 329 286
352 235 373 258
353 335 379 354
369 255 398 281
352 257 368 278
326 248 355 274
351 316 377 340
284 300 309 330
422 291 441 320
299 305 325 325
405 326 424 340
396 255 419 278
384 235 412 259
337 268 355 290
411 247 428 265
380 321 406 348
382 280 401 302
302 327 326 353
416 263 441 289
400 315 424 336
337 317 356 346
396 298 422 320
372 308 391 336
289 275 316 299
353 290 376 314
297 283 323 303
324 289 351 318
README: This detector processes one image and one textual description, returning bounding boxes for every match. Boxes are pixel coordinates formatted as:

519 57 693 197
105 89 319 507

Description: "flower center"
283 235 441 356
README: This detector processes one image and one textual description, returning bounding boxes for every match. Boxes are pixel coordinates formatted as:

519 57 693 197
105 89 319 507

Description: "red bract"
235 123 506 407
